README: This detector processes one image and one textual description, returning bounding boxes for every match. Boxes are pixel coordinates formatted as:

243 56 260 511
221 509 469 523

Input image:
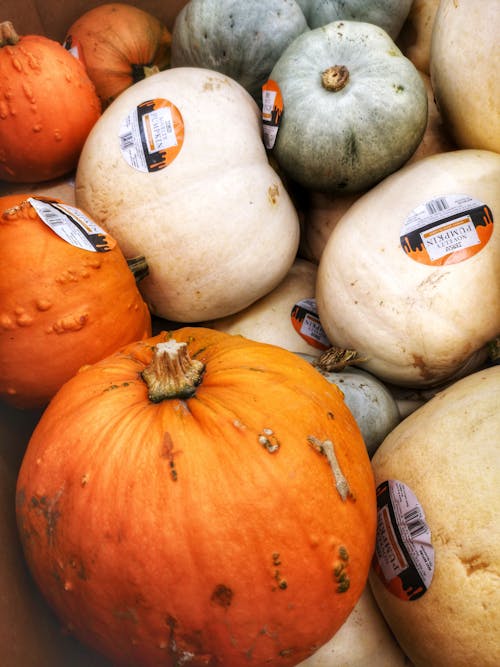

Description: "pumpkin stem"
315 346 367 372
307 436 352 501
142 340 205 402
321 65 349 92
0 21 20 47
126 256 149 284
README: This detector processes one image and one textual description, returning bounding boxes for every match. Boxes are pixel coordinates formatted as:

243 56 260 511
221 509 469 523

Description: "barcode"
426 198 449 214
120 132 135 150
40 208 65 226
404 507 427 538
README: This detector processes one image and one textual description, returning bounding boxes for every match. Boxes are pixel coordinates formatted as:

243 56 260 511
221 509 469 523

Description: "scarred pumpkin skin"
0 193 152 409
16 327 376 667
64 3 172 108
0 21 101 183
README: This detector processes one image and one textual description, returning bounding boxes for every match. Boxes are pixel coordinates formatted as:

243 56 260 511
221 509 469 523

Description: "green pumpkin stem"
142 340 205 402
321 65 349 92
0 21 20 47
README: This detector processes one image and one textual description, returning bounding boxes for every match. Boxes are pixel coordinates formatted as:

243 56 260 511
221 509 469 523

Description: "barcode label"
404 507 427 538
425 197 449 215
119 131 135 150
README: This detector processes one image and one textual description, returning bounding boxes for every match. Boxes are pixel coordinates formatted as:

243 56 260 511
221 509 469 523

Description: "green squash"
269 21 427 194
295 0 413 38
171 0 308 102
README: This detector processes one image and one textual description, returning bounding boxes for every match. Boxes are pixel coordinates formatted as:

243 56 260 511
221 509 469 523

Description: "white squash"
316 149 500 387
75 67 300 322
430 0 500 152
297 585 410 667
204 258 328 356
369 365 500 667
396 0 440 74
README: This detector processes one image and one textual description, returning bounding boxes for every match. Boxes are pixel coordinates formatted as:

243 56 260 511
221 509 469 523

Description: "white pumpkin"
316 149 500 387
430 0 500 152
396 0 440 74
297 585 410 667
369 365 500 667
75 67 300 322
204 258 328 356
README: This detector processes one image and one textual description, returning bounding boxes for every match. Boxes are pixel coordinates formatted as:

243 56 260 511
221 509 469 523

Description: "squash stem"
0 21 20 47
321 65 349 92
126 256 149 284
142 340 205 402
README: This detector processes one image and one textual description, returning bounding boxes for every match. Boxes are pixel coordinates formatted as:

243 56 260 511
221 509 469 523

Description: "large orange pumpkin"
0 193 151 409
0 21 101 183
16 327 376 667
64 3 172 108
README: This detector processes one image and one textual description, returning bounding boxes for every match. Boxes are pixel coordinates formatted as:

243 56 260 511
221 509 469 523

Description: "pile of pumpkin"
1 1 498 666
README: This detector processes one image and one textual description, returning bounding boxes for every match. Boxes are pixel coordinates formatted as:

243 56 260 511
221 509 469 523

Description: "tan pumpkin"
16 327 377 667
430 0 500 152
64 3 172 108
396 0 440 74
0 21 101 183
369 365 500 667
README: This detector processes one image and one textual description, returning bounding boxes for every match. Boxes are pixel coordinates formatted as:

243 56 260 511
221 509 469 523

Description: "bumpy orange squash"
0 21 101 183
0 194 151 408
16 327 376 667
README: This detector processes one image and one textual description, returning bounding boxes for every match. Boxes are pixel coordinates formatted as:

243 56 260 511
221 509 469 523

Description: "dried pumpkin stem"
142 340 205 402
321 65 349 92
126 256 149 284
315 346 367 372
0 21 20 47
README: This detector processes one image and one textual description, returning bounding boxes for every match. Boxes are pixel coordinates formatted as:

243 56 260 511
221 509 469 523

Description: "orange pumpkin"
64 3 172 108
0 21 101 183
16 327 376 667
0 193 152 409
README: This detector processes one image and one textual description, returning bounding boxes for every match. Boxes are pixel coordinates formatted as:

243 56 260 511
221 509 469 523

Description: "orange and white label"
400 194 494 266
28 197 116 253
63 34 84 63
262 79 283 150
290 299 330 350
119 98 184 173
373 480 434 601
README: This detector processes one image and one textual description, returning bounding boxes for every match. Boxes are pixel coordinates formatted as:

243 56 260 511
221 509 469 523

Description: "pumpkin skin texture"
75 67 300 323
0 21 101 183
15 327 376 667
430 0 499 153
171 0 308 102
269 21 428 194
369 366 500 667
64 3 172 109
0 404 112 667
295 0 413 39
315 149 500 387
0 193 152 409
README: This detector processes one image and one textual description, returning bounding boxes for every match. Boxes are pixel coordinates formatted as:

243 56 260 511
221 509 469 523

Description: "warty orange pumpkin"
0 193 151 409
0 21 101 183
16 327 377 667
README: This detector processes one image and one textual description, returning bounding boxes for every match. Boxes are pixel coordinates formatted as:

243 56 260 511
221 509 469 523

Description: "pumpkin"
299 69 455 264
0 403 112 667
297 585 410 666
316 149 500 387
0 21 101 183
295 0 413 39
204 258 329 356
16 327 376 667
75 66 300 323
396 0 440 75
430 0 499 153
269 20 428 194
369 365 500 667
64 3 172 109
171 0 308 102
298 354 401 457
0 193 152 409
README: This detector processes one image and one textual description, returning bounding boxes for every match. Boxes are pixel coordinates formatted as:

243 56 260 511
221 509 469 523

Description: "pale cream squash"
430 0 500 152
396 0 440 74
204 258 326 356
369 366 500 667
316 149 500 387
75 67 300 322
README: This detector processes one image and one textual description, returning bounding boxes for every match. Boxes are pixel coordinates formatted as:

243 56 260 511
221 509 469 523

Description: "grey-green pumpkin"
269 20 428 194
